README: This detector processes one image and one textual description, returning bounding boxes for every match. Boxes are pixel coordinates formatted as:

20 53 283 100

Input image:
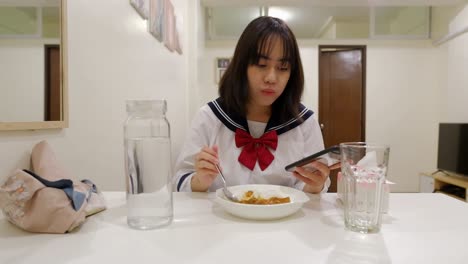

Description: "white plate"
215 184 310 220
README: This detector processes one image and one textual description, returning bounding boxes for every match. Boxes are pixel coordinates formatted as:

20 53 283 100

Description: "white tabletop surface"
1 192 468 264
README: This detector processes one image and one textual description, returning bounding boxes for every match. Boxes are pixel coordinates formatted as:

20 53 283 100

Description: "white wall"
365 43 441 192
439 4 468 122
187 0 204 121
0 0 190 191
200 39 441 192
198 43 227 106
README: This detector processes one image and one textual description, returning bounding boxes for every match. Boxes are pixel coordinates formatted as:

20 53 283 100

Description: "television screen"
437 123 468 176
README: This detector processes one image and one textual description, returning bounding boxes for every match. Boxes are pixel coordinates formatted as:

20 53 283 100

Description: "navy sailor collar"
207 98 314 136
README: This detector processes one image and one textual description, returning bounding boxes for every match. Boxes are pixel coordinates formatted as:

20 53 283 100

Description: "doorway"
318 45 366 192
45 45 61 121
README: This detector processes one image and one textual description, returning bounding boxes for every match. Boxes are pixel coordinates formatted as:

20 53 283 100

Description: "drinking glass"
340 142 390 233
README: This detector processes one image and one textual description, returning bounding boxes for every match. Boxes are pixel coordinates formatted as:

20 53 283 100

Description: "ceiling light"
268 7 292 21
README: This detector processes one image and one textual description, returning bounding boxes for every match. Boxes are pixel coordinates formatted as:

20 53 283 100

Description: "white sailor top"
173 98 330 193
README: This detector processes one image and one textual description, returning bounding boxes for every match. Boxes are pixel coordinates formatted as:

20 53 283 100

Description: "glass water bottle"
124 99 173 230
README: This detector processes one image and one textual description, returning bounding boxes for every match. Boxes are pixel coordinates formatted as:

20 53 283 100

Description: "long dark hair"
219 16 304 123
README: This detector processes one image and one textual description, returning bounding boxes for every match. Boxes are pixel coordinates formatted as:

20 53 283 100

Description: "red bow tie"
235 128 278 171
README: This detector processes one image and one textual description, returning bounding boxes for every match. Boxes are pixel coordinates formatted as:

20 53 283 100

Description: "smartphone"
285 145 341 172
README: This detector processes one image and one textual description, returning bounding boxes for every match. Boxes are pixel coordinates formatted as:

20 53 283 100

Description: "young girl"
174 16 331 193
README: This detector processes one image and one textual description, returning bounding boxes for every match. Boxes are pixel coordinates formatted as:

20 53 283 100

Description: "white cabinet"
419 173 435 193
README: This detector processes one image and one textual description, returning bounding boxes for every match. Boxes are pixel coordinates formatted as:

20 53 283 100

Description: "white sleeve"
173 106 220 192
296 116 330 193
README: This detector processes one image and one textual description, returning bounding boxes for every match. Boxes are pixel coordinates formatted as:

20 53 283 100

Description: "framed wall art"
215 57 231 83
143 0 182 54
130 0 149 19
149 0 164 41
163 0 175 51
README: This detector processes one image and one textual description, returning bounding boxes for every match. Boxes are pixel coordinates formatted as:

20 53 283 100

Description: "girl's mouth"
261 89 275 95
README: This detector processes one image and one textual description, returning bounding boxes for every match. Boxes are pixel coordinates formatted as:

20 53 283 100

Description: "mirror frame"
0 0 68 131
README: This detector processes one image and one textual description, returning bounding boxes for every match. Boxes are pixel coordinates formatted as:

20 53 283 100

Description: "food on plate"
238 190 290 205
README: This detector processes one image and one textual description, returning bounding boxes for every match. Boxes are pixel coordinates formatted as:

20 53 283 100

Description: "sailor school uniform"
174 98 331 193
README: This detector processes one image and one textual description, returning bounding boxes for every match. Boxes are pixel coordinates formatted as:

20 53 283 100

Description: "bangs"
250 32 296 68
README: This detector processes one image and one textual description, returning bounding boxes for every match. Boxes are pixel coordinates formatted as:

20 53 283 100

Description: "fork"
215 164 238 202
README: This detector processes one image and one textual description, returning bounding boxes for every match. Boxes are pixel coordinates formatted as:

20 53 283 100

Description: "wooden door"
45 45 61 121
319 46 366 192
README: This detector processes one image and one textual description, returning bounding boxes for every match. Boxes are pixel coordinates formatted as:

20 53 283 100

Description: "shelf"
420 171 468 202
433 173 468 189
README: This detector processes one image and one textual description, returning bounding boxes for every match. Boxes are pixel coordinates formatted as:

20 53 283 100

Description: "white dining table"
1 192 468 264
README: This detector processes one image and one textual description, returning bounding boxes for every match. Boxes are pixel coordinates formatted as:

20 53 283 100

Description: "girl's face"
247 37 291 110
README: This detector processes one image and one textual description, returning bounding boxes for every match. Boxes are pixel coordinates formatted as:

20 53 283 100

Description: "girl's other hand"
191 145 220 192
292 160 330 194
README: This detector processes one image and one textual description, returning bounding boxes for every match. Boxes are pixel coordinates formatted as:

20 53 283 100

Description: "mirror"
0 0 67 131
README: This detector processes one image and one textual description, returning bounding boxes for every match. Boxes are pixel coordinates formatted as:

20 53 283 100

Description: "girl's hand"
292 160 331 194
191 145 219 192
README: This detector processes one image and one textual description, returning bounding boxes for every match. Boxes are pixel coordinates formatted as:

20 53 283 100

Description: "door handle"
320 123 324 130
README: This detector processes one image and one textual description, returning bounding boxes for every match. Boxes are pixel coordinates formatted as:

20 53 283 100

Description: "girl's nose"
264 67 277 84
